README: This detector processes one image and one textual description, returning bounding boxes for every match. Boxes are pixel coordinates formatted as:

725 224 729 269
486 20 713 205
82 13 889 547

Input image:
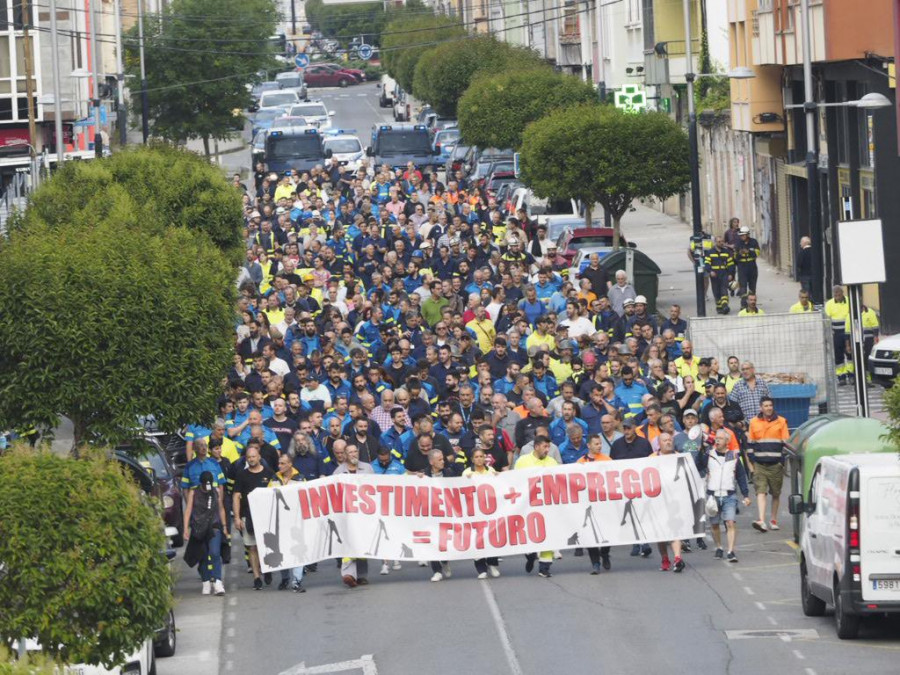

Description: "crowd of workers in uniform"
176 156 860 595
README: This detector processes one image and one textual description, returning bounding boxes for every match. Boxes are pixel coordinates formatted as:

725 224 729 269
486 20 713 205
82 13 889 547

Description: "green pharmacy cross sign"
615 85 647 113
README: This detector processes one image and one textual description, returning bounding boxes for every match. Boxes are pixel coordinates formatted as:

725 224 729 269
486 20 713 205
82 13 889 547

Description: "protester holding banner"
515 436 558 578
463 448 501 579
427 450 454 582
233 446 275 591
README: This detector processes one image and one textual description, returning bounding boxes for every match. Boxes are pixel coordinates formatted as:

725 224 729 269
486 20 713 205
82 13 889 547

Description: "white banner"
248 455 706 573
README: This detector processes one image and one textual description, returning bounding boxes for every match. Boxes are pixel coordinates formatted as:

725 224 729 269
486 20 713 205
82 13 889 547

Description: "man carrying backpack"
183 470 228 596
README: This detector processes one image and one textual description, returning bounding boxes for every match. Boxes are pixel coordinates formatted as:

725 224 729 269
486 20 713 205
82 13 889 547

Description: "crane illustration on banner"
365 519 389 556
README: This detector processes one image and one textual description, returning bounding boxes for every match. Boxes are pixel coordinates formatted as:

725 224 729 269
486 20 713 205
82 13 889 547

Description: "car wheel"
338 78 349 88
800 560 826 617
154 610 177 657
834 577 860 639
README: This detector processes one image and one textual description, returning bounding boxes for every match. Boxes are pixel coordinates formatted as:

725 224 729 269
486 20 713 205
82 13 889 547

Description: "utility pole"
291 0 297 37
801 0 824 305
49 0 65 164
21 0 38 158
683 0 706 316
87 0 103 158
113 0 127 147
137 0 150 143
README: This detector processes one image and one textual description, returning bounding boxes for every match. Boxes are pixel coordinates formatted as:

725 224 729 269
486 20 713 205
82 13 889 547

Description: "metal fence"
688 311 838 410
0 170 32 234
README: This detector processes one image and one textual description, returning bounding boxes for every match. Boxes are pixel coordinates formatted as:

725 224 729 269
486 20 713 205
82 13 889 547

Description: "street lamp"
683 0 756 317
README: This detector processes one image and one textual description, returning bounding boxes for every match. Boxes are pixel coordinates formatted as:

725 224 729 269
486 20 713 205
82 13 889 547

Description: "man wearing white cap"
735 226 760 306
632 295 657 333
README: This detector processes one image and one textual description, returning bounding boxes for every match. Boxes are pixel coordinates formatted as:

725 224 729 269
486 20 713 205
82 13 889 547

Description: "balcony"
559 32 581 45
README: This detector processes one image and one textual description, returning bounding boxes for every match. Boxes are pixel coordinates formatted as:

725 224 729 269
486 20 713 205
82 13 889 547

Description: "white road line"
743 586 756 596
279 655 378 675
732 572 743 581
755 601 766 611
481 582 525 675
228 596 238 606
767 616 778 626
805 669 817 675
793 650 806 660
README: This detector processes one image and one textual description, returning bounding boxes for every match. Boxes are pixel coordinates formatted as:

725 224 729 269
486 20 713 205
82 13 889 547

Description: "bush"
458 69 598 150
14 145 244 264
381 13 465 92
412 36 545 118
0 447 172 668
0 219 236 445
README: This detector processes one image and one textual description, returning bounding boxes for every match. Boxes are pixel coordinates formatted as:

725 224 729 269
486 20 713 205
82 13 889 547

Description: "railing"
0 171 31 234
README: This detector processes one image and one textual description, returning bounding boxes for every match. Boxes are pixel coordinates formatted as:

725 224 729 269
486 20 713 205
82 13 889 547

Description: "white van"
788 453 900 639
379 74 399 108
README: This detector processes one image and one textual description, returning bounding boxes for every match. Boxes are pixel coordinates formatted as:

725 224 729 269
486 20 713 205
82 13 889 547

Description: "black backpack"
190 488 220 541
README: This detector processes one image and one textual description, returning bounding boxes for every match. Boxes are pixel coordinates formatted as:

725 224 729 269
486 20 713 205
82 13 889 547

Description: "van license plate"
873 580 900 591
874 367 893 375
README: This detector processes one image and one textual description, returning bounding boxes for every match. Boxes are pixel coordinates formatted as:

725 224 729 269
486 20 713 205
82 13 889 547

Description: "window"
563 1 579 35
858 110 875 168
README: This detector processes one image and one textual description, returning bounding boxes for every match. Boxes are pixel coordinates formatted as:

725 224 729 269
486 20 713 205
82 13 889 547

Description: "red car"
302 63 363 88
556 226 626 265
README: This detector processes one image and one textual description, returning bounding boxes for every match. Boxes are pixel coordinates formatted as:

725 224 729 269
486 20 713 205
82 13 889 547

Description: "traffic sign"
294 53 310 69
357 44 373 61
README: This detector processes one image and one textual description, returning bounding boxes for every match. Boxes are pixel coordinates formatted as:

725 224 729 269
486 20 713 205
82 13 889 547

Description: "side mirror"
328 110 336 117
366 146 374 157
324 149 333 158
788 493 805 515
628 241 637 249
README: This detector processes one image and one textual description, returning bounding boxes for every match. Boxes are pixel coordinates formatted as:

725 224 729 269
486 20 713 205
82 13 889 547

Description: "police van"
264 127 331 175
366 124 438 171
789 453 900 639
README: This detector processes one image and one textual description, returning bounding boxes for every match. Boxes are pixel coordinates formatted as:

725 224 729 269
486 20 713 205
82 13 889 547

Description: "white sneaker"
201 581 211 595
214 579 225 596
391 561 402 570
477 572 488 580
488 565 501 578
442 562 452 578
380 563 390 575
430 572 443 582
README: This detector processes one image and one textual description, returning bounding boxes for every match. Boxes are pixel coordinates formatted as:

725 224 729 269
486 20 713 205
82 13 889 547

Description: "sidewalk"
619 201 801 317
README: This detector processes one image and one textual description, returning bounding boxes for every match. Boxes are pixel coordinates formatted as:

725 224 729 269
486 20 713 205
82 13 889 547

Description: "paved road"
160 504 900 675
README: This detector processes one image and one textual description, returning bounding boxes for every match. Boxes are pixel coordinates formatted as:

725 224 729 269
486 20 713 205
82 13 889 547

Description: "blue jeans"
200 529 223 582
281 565 304 585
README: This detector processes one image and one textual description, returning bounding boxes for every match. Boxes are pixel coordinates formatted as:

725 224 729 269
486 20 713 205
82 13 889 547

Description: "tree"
14 145 245 264
458 69 598 150
0 220 236 445
124 0 278 151
412 36 545 118
381 13 465 92
305 0 420 45
884 379 900 449
519 104 691 248
0 448 171 668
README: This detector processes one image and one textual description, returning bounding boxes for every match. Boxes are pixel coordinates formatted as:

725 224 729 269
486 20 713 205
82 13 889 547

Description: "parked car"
432 127 460 162
509 186 580 226
869 333 899 385
485 170 517 198
257 88 301 111
471 149 515 185
115 437 184 547
288 100 335 130
494 178 523 212
445 143 470 176
303 63 363 87
557 225 632 265
379 74 399 107
23 638 158 675
250 105 291 138
248 81 280 112
788 453 900 639
274 71 308 101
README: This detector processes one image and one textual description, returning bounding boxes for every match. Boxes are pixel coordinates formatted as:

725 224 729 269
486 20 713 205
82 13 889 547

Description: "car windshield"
276 74 303 87
325 138 361 153
254 109 282 123
452 145 470 158
261 92 298 107
530 197 573 216
268 135 322 160
571 235 613 248
376 130 431 155
290 103 328 118
490 175 516 189
117 443 170 479
436 129 460 145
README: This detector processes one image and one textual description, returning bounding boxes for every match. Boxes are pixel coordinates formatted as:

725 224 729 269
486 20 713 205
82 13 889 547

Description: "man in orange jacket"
747 397 789 532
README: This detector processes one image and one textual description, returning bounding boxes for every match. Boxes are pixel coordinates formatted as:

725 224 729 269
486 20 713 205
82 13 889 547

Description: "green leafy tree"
305 0 424 45
13 145 244 263
124 0 278 151
381 13 465 92
0 220 236 445
412 36 545 117
520 104 691 248
458 69 597 150
0 646 57 674
884 379 900 449
0 448 172 668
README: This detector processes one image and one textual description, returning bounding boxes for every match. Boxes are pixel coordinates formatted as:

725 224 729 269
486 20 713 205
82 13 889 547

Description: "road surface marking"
228 596 238 606
754 602 766 610
732 572 743 581
793 650 805 660
767 616 778 626
743 586 756 596
786 539 801 551
725 629 818 640
805 669 817 675
277 654 378 674
481 582 525 675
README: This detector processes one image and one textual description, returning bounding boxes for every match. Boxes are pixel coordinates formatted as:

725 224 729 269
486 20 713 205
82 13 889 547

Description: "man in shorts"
747 396 789 532
700 430 751 563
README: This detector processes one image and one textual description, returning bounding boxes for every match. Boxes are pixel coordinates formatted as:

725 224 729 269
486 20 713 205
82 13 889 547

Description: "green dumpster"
599 249 662 315
785 415 896 541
